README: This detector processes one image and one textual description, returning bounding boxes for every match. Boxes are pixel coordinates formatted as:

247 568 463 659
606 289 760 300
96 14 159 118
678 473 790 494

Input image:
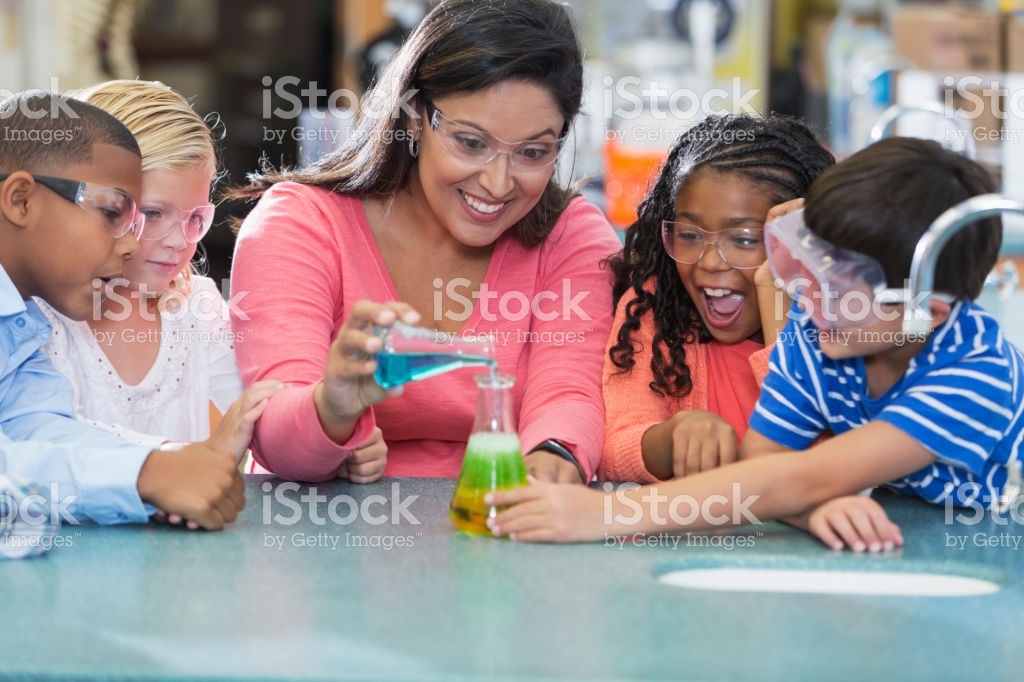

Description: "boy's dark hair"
804 137 1000 301
230 0 583 247
608 114 834 398
0 90 140 174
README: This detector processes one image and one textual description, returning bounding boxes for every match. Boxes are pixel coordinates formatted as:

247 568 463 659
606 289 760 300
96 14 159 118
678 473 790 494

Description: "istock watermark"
942 75 1024 122
771 278 943 327
92 278 249 323
600 482 761 527
260 481 421 526
259 75 762 124
604 531 757 550
600 76 760 121
432 278 591 323
0 484 79 527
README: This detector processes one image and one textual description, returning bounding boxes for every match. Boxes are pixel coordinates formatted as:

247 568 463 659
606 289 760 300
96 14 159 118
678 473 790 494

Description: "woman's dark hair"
804 137 1000 301
608 114 834 398
230 0 583 247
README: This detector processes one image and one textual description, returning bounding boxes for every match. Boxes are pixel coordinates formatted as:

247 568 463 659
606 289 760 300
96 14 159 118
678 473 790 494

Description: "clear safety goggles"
765 209 929 330
139 201 215 243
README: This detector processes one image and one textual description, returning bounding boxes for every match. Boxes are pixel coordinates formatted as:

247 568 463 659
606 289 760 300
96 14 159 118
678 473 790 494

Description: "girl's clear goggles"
766 209 921 330
661 221 765 269
139 202 215 243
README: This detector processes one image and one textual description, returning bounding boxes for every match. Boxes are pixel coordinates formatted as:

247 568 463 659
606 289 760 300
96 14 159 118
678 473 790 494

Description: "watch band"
528 439 588 482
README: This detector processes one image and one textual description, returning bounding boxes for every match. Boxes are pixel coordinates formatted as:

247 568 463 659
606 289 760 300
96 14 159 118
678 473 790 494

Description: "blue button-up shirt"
0 265 152 524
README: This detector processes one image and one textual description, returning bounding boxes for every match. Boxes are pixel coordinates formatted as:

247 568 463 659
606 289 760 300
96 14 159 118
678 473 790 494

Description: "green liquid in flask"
450 432 527 534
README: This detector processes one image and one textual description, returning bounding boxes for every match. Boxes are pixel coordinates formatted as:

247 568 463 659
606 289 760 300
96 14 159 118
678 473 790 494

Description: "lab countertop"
1 476 1021 681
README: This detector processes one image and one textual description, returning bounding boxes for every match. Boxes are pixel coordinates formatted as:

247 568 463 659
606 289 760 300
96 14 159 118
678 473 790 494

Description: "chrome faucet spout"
904 194 1024 334
868 102 976 160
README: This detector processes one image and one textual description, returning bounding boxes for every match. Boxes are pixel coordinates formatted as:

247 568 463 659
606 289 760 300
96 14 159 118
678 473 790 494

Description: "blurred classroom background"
2 0 1024 306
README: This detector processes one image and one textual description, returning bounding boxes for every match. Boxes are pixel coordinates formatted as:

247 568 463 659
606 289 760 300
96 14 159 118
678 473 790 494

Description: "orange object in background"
603 135 669 228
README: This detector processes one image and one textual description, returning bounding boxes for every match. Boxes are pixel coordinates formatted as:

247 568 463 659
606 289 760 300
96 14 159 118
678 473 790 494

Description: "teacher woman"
230 0 621 483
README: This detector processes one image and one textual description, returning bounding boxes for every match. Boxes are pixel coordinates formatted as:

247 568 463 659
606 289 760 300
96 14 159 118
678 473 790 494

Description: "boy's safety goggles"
765 209 948 330
0 173 145 240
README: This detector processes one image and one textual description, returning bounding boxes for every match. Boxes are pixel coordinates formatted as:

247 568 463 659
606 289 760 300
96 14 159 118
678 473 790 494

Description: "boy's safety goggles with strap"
765 209 951 331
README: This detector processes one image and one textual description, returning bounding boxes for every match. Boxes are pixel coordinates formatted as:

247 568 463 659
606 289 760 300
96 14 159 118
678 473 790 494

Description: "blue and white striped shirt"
749 300 1024 508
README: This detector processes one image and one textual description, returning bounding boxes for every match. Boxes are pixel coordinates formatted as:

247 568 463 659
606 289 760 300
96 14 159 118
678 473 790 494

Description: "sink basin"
658 568 1000 597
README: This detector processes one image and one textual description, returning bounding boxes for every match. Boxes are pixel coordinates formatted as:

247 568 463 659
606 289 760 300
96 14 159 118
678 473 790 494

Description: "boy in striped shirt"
487 138 1023 550
743 138 1022 549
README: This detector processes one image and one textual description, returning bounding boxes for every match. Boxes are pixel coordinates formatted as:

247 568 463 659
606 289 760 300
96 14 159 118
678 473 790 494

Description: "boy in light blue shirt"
1 91 258 530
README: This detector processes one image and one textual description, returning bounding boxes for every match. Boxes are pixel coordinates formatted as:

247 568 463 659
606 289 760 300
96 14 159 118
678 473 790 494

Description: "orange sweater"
599 286 772 483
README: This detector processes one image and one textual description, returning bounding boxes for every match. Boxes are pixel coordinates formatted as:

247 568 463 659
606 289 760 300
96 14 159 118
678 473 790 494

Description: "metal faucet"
868 101 977 160
902 194 1024 516
905 194 1024 334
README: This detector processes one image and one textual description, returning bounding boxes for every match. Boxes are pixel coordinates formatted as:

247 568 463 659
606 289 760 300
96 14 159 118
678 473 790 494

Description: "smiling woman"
228 0 621 485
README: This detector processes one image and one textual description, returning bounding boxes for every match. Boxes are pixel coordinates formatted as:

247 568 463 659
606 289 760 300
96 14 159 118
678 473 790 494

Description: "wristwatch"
527 439 588 482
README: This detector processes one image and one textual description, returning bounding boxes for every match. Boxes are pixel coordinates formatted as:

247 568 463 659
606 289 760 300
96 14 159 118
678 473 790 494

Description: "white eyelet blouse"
36 276 244 447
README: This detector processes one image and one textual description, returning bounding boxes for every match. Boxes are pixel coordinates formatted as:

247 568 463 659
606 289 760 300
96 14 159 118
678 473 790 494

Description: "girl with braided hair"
598 114 834 484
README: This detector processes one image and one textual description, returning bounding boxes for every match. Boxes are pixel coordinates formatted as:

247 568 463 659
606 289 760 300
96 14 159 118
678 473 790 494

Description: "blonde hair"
74 79 216 174
74 79 219 294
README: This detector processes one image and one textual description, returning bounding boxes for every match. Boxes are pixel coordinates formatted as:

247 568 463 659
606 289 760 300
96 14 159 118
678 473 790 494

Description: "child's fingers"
718 432 738 467
698 435 719 473
488 505 548 536
865 503 903 549
671 435 690 477
685 434 703 477
809 514 844 551
765 198 805 223
242 380 286 404
847 507 883 551
827 512 866 552
242 398 271 423
486 484 543 507
508 528 557 543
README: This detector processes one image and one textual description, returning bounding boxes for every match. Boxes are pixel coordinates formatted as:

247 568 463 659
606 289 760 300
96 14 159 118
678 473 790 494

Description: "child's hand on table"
139 444 248 531
486 479 609 542
151 380 283 529
336 426 388 483
667 410 738 478
207 380 286 463
807 495 904 552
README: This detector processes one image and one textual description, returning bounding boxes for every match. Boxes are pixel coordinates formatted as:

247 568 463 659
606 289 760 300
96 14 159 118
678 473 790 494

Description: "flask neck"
472 376 516 434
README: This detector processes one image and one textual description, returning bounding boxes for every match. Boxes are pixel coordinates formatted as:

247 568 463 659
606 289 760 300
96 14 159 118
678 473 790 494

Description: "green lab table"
1 477 1021 681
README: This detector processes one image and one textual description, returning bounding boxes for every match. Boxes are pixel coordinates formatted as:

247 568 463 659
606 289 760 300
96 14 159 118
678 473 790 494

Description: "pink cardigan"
599 282 772 484
231 183 621 481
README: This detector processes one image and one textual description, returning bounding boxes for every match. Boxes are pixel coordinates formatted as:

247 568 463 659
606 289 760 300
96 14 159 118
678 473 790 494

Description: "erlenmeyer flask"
374 321 496 389
450 373 527 534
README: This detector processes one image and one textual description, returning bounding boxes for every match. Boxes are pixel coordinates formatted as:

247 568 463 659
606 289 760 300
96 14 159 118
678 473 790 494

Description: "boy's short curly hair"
0 90 139 174
804 138 1001 301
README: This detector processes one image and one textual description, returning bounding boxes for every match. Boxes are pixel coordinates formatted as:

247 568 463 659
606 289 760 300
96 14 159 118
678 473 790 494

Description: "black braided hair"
606 114 835 398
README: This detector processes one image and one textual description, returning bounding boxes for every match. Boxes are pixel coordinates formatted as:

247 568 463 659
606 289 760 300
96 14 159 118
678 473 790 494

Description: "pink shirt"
599 282 771 484
231 183 621 481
